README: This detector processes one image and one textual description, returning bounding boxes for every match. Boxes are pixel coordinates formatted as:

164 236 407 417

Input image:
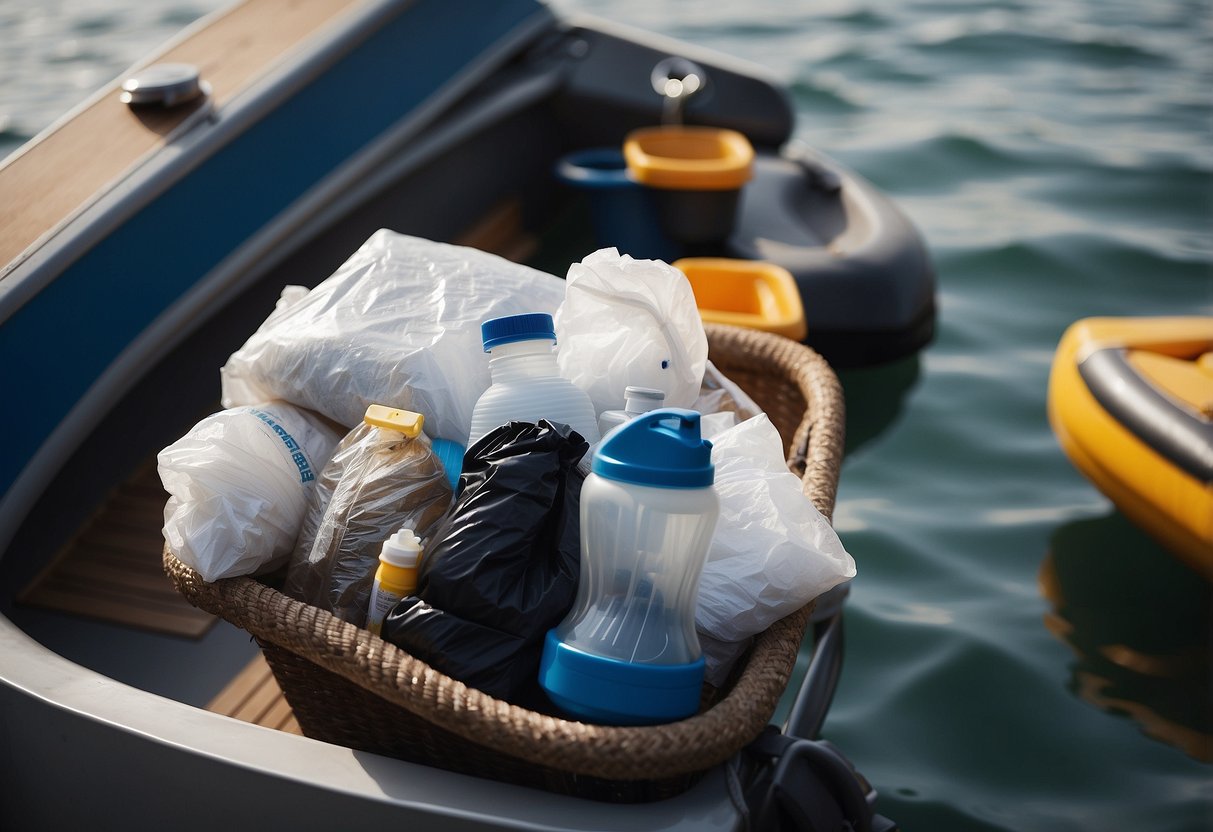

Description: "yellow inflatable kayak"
1048 317 1213 578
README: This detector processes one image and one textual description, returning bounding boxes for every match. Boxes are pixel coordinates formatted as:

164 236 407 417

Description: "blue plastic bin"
554 148 680 262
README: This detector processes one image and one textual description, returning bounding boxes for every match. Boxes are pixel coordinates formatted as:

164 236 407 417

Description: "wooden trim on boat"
0 0 368 274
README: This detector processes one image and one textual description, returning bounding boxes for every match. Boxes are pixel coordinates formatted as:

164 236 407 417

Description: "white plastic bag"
221 230 567 441
696 413 856 684
555 248 709 413
695 360 763 422
159 402 341 582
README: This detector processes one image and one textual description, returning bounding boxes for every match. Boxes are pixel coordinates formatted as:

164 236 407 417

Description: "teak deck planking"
0 0 366 274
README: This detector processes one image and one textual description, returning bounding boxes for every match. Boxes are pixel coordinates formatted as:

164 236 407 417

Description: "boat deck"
14 455 301 733
1 437 263 710
18 460 215 638
207 652 301 734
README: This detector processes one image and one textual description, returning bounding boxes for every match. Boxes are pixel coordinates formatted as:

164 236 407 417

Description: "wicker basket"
164 323 845 802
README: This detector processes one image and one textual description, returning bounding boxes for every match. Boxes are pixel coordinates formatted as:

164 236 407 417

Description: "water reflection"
838 353 922 455
1040 512 1212 762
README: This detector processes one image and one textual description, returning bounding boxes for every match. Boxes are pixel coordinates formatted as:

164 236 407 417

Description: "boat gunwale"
0 615 741 828
0 0 385 286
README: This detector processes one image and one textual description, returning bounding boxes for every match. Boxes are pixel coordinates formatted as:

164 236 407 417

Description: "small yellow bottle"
366 528 422 636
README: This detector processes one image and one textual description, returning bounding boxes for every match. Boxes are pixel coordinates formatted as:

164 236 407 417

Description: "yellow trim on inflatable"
1048 317 1213 578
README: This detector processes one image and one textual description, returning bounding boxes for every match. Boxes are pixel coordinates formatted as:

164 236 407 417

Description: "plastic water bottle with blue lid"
539 408 719 724
467 312 600 447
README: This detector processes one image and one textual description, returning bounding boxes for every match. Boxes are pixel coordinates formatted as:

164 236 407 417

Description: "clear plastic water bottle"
467 313 600 447
539 408 718 724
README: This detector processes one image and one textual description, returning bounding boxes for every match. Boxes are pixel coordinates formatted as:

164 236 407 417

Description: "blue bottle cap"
592 408 713 488
481 313 557 352
538 631 705 725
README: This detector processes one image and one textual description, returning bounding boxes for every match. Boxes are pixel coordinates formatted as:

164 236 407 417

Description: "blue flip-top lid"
481 313 556 352
592 408 713 488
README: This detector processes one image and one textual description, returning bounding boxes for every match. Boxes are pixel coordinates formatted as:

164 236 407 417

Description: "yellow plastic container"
623 126 754 191
623 126 755 244
674 258 807 342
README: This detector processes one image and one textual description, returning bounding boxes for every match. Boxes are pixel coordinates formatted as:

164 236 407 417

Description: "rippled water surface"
3 0 1211 829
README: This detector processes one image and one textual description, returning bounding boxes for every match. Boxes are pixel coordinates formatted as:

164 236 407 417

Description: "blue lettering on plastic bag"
249 408 315 483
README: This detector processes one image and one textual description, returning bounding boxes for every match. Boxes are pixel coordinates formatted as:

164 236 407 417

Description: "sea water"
2 0 1210 828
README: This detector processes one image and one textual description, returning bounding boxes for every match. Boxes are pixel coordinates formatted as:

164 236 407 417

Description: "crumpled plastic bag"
555 248 709 413
159 402 341 582
697 413 856 685
382 421 588 707
220 230 567 441
284 419 452 623
695 360 763 422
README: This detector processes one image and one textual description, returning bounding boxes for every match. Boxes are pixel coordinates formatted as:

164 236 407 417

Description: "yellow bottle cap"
363 405 424 437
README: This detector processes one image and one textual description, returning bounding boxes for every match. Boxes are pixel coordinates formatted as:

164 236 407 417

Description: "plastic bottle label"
366 578 404 636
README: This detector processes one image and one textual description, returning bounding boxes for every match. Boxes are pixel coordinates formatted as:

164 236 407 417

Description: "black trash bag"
381 420 588 707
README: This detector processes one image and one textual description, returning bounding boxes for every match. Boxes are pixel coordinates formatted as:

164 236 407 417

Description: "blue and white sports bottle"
539 408 718 724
